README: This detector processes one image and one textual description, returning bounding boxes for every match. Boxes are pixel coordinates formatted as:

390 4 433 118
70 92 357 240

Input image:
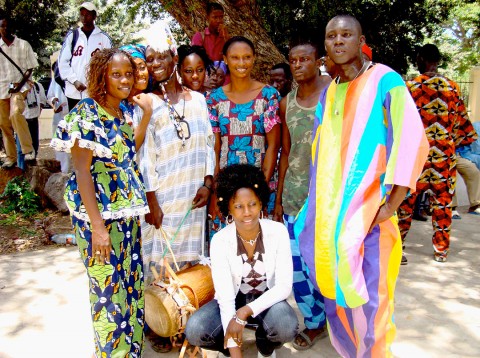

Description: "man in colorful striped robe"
295 15 429 357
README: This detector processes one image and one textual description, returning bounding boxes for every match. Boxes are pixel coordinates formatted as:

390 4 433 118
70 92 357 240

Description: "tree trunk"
157 0 285 82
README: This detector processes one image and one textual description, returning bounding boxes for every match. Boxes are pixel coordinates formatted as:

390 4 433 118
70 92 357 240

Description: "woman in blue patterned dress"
51 48 152 358
207 36 281 233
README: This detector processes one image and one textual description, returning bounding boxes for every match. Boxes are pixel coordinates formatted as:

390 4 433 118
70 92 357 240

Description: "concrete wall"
39 109 54 140
469 66 480 123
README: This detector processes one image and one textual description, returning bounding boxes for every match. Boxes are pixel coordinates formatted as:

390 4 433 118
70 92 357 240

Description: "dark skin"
72 8 97 93
144 47 212 229
0 19 32 93
71 54 140 264
325 16 410 231
272 44 331 347
209 41 280 221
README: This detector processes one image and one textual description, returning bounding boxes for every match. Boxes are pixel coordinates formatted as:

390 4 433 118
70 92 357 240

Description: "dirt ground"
0 139 73 255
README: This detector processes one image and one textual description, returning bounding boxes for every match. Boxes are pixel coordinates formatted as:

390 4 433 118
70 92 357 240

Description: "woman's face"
133 57 149 91
228 188 262 231
105 53 134 102
180 53 206 91
224 42 255 79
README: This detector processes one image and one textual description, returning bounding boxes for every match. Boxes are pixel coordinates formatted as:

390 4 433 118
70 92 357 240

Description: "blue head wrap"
213 61 227 74
120 44 146 61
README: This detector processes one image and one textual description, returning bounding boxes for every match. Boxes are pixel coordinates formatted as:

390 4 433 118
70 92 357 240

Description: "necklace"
333 60 372 116
161 84 189 147
106 103 123 120
237 230 261 246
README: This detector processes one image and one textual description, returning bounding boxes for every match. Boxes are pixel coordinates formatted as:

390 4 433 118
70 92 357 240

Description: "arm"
210 231 243 355
273 97 289 222
145 191 163 229
368 185 409 233
262 124 280 182
71 143 112 262
58 31 85 91
131 93 153 151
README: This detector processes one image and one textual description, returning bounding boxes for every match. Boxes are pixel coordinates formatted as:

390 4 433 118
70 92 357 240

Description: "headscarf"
213 60 227 74
120 44 146 61
144 20 178 56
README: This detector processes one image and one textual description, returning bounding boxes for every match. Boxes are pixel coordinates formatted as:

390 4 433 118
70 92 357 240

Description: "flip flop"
292 328 325 351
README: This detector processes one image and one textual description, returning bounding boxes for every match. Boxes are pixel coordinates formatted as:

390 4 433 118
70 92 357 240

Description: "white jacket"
58 26 112 100
210 219 293 334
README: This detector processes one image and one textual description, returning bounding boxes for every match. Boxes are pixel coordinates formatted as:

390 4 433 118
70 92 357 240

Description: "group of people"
3 1 479 357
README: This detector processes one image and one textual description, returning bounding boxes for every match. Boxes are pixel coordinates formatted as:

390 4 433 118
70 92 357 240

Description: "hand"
54 104 64 113
192 186 210 209
91 224 112 264
145 201 164 229
74 80 87 92
218 24 229 39
272 203 283 222
208 193 223 222
132 93 153 117
368 203 395 233
224 319 244 349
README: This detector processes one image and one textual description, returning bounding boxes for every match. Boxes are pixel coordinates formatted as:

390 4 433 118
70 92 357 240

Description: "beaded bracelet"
233 314 247 326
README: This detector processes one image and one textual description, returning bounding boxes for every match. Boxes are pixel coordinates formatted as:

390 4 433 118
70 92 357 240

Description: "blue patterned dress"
51 98 149 358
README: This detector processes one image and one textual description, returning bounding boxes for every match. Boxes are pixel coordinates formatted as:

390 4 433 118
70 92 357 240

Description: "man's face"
289 45 321 84
325 17 365 65
269 68 291 97
207 9 224 32
80 8 96 28
145 47 177 83
0 19 12 39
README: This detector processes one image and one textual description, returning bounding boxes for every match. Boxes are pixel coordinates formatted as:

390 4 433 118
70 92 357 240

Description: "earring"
226 214 233 224
260 211 264 220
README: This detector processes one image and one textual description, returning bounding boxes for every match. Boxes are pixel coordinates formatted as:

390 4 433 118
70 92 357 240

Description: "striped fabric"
295 64 429 356
134 92 215 279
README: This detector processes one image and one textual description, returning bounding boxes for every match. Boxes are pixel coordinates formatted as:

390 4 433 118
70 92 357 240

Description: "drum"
176 263 214 308
145 280 195 337
145 262 214 338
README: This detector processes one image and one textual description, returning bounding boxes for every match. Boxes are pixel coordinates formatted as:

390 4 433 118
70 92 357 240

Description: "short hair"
418 44 441 63
215 164 271 217
207 2 224 15
328 14 363 35
86 48 136 106
223 36 255 56
177 44 213 75
290 40 321 59
271 63 292 80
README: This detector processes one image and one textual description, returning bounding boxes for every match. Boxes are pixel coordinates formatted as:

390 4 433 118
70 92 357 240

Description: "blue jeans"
185 299 298 356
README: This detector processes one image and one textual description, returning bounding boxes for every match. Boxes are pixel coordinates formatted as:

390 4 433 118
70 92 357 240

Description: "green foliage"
427 0 480 78
256 0 452 74
0 177 41 218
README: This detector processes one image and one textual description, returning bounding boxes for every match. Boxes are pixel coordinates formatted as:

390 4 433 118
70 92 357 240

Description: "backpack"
54 28 79 91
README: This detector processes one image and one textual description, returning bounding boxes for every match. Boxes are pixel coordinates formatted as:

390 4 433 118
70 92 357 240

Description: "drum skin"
145 285 182 337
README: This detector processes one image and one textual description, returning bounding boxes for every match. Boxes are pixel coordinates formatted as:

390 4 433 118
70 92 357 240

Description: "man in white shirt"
0 13 38 168
58 2 112 111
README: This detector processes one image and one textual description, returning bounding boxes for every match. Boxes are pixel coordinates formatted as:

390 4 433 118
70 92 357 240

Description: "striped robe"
295 64 429 357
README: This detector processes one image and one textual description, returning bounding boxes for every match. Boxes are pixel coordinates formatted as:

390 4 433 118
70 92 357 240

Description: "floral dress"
206 85 281 231
51 98 149 358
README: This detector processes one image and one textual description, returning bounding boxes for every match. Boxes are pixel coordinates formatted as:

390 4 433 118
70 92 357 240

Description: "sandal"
147 333 173 353
292 327 326 351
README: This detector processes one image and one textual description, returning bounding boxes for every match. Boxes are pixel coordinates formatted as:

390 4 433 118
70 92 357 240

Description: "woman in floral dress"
207 36 281 233
51 48 152 358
